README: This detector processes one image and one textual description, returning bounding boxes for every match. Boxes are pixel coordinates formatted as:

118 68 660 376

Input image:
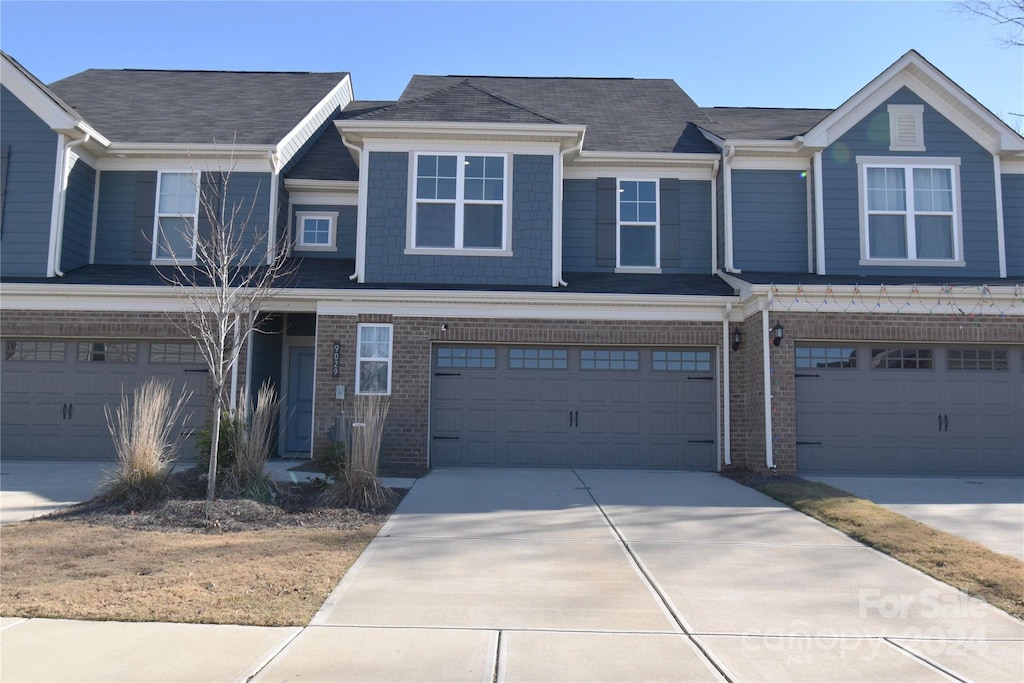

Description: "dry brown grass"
755 479 1024 619
0 519 381 626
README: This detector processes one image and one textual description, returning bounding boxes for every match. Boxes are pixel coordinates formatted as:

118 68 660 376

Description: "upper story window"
295 211 337 252
618 180 659 270
858 157 962 265
153 171 199 263
888 104 925 152
410 153 509 255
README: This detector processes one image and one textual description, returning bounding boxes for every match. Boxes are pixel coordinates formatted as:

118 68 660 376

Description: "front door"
286 346 315 453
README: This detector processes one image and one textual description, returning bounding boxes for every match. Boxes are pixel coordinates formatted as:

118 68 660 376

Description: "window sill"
404 247 513 258
151 259 197 266
615 267 662 274
858 259 965 268
294 244 337 252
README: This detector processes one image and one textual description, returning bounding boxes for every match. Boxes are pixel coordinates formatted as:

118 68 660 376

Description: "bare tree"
158 153 293 503
958 1 1024 45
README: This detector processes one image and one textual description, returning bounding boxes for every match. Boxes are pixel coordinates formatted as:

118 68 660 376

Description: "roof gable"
0 51 96 137
802 50 1023 155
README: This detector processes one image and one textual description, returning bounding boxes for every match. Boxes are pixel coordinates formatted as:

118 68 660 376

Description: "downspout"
266 151 280 266
341 135 365 281
555 144 576 287
710 158 719 273
53 134 91 277
721 302 732 467
761 292 775 470
723 145 741 273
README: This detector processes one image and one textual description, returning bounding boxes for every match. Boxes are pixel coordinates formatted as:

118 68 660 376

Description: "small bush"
224 381 280 502
195 411 242 478
101 378 191 509
313 442 347 481
321 394 395 511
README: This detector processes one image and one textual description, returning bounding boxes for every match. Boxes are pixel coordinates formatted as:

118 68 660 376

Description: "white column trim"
46 133 67 277
813 151 826 275
762 302 774 470
994 155 1007 279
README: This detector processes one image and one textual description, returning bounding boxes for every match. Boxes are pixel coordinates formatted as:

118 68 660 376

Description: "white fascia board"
731 157 810 171
275 74 355 170
338 120 586 150
803 52 1024 154
698 128 726 149
720 140 805 154
2 53 80 130
97 155 274 174
284 179 359 205
564 167 712 181
1002 159 1024 174
288 192 358 206
362 139 562 155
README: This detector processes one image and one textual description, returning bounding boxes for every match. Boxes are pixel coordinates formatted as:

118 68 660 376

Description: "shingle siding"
94 171 149 264
363 152 553 285
292 204 357 258
0 84 58 277
822 87 1000 277
59 155 96 272
1003 173 1024 277
732 170 808 273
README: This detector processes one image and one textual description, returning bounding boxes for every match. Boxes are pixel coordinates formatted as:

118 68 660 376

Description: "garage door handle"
183 368 208 373
795 373 820 378
68 403 73 419
432 435 460 440
797 441 823 445
434 372 461 377
688 439 714 444
687 376 714 381
62 403 67 420
944 414 949 432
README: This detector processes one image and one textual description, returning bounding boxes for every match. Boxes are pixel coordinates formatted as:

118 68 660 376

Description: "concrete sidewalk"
2 469 1022 682
809 475 1024 561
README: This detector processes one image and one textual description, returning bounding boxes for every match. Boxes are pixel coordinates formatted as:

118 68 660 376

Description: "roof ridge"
460 80 565 124
81 68 348 76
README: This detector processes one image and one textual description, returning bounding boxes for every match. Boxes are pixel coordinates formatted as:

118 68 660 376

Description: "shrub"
195 410 242 479
224 381 280 502
312 441 346 481
321 393 395 510
101 378 191 509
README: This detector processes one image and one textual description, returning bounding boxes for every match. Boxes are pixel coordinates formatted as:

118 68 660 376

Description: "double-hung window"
859 157 961 264
153 171 199 262
617 179 659 269
356 324 392 395
412 153 508 253
295 211 337 252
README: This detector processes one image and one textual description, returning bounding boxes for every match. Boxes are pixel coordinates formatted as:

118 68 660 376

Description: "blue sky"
2 1 1021 128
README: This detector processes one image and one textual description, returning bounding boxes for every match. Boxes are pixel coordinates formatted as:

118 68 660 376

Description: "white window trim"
406 152 512 256
152 170 200 265
856 156 965 267
616 178 661 272
888 104 925 152
355 323 393 395
294 211 338 252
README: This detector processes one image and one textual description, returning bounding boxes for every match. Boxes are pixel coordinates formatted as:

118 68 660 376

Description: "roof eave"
337 120 587 151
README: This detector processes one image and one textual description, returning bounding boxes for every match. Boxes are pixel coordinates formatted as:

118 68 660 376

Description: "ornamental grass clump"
322 393 395 511
101 378 191 509
224 381 280 502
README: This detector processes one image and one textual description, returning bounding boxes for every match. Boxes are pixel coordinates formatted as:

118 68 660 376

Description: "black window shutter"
131 172 158 260
0 145 9 232
596 177 617 266
660 178 680 268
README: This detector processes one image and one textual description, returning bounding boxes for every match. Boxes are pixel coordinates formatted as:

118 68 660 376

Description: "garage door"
2 339 209 461
796 344 1024 475
429 345 717 469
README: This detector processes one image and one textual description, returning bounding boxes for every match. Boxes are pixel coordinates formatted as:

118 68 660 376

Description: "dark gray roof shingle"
48 69 349 144
353 80 564 125
698 107 832 140
397 76 717 153
286 112 359 181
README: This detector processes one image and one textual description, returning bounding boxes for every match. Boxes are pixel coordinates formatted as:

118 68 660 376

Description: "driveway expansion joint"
883 637 969 683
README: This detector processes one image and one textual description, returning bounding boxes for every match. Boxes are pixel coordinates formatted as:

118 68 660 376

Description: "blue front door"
286 346 315 453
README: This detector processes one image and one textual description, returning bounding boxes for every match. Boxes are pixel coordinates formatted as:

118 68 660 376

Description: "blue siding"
221 172 271 266
0 84 58 277
732 169 808 272
60 156 96 272
822 87 999 277
94 171 143 264
561 178 712 273
1004 174 1024 277
292 204 357 258
363 152 553 285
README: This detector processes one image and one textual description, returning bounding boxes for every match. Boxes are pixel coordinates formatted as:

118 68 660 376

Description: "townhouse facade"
2 50 1022 476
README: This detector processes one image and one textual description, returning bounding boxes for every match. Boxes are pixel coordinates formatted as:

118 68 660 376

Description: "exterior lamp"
731 328 742 352
772 321 784 347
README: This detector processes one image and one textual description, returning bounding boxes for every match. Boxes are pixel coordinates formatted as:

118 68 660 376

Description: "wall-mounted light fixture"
731 328 742 352
440 324 449 332
772 321 785 347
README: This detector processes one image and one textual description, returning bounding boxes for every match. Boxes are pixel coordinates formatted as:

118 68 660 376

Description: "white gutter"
554 142 581 287
52 134 92 277
341 135 366 282
721 302 732 467
722 145 740 273
813 151 826 274
994 154 1007 279
710 158 719 273
762 293 775 470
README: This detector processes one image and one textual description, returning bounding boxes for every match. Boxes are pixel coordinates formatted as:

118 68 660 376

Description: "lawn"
0 518 382 626
747 477 1024 620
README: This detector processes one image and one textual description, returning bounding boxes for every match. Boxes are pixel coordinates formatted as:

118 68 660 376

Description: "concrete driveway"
810 476 1024 561
0 460 108 525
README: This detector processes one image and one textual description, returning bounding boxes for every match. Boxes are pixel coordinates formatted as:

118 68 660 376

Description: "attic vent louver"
888 104 925 151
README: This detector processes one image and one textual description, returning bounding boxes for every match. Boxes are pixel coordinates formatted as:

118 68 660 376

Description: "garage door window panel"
437 347 496 368
78 342 138 363
796 347 857 369
871 348 933 370
581 349 639 370
653 350 711 372
357 324 392 395
151 342 202 364
948 349 1008 371
4 340 66 362
509 348 568 369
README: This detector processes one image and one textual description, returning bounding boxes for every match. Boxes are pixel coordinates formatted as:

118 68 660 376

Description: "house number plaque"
332 341 341 377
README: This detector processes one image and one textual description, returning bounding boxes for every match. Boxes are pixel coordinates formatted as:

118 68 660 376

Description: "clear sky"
2 1 1021 128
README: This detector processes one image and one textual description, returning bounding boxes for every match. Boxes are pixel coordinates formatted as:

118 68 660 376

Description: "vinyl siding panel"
363 152 553 285
291 204 356 258
822 87 999 277
562 179 597 271
94 171 146 264
679 180 713 273
0 84 58 277
732 169 808 272
220 172 271 266
1004 173 1024 277
59 155 96 272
